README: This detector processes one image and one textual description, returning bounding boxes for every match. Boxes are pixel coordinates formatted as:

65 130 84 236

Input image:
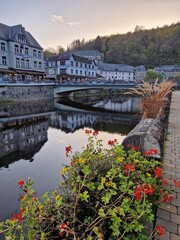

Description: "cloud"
51 15 64 23
68 21 80 26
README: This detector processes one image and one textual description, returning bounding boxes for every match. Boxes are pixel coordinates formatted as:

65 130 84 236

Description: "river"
0 95 140 222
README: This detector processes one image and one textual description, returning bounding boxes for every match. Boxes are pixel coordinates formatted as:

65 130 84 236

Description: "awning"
0 68 16 74
15 70 45 75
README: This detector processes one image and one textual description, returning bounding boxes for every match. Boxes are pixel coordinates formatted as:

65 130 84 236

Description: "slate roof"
96 62 135 72
134 65 146 71
72 50 102 58
57 52 94 64
0 23 43 49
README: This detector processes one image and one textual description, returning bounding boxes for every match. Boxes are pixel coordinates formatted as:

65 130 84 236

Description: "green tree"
145 69 163 82
43 47 57 58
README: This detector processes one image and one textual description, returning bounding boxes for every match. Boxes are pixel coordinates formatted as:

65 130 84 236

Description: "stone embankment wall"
122 118 164 159
0 85 54 101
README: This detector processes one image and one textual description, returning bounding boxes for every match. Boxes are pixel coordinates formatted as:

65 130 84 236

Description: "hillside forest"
44 22 180 69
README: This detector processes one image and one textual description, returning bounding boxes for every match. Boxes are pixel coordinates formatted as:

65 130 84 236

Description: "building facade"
0 23 45 83
154 65 180 79
45 52 97 83
97 63 133 82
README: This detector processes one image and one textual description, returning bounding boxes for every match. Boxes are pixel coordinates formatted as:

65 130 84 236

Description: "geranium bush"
0 130 179 240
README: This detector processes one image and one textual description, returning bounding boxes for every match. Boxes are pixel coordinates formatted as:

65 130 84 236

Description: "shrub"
128 79 176 118
0 130 179 239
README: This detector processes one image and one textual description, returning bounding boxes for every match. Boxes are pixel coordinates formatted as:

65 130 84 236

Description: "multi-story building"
134 65 146 82
96 62 134 82
154 65 180 79
0 23 45 83
97 62 146 82
45 52 97 83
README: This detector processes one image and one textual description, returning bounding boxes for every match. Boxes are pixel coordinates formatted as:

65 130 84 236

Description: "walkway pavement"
155 91 180 240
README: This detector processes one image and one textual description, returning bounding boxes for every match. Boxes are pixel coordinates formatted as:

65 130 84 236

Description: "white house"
0 23 45 83
45 52 97 83
96 62 135 82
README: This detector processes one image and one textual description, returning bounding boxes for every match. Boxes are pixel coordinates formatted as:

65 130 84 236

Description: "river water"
0 96 140 222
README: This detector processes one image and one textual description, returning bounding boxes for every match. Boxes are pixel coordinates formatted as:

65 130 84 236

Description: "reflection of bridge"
54 83 136 95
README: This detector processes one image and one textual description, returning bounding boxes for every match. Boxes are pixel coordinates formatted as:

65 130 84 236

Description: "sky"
1 0 180 50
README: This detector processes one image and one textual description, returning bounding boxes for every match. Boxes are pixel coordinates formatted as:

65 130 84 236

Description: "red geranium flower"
11 212 23 222
93 130 99 136
124 163 136 171
174 180 180 188
162 178 168 186
85 129 92 134
108 139 117 146
154 166 163 178
17 180 25 187
162 194 174 203
19 195 24 201
65 145 72 157
156 225 166 236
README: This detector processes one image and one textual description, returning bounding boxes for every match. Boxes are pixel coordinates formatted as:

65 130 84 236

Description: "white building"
45 52 97 83
96 62 146 82
0 23 45 83
96 62 135 82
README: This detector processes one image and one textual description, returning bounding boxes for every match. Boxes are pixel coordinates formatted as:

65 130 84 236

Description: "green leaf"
56 196 63 207
79 190 89 202
87 182 96 191
40 231 45 240
82 165 90 175
98 208 106 218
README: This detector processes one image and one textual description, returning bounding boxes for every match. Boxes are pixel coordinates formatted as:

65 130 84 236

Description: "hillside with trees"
66 22 180 68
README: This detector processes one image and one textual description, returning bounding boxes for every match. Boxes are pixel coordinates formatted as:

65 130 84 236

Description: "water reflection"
0 96 139 222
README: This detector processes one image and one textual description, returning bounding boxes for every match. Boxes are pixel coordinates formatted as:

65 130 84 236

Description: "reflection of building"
0 22 45 83
93 98 140 113
51 112 97 133
51 97 139 133
0 120 49 160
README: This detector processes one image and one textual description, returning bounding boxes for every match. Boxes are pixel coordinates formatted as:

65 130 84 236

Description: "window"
71 69 74 74
1 42 5 51
39 62 42 69
60 60 65 65
80 63 82 67
20 46 24 54
38 51 41 58
80 70 82 75
34 61 37 69
17 34 26 44
71 61 73 66
33 50 36 57
26 60 30 69
21 59 25 68
25 47 29 55
15 44 19 53
76 62 78 67
16 58 20 68
76 70 78 74
2 56 7 65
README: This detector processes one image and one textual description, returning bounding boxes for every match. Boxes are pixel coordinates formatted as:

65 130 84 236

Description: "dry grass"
127 79 176 118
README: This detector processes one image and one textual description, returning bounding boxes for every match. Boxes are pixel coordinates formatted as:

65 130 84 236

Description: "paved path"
155 91 180 240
